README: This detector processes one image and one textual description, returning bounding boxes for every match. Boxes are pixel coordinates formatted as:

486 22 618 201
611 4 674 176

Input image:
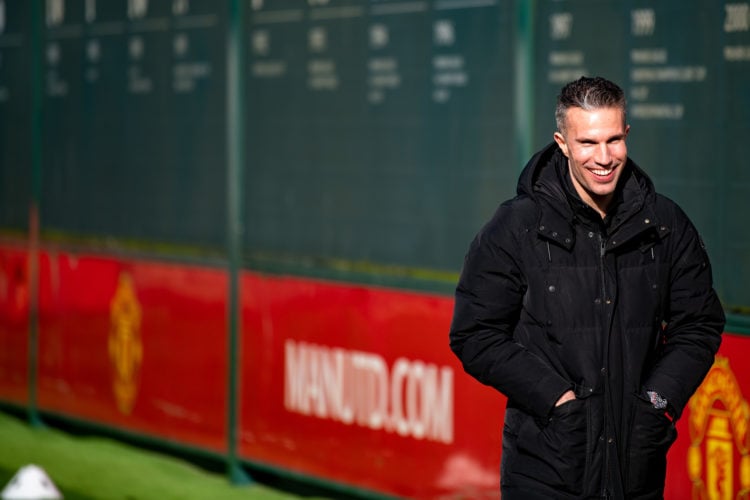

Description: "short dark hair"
555 76 627 133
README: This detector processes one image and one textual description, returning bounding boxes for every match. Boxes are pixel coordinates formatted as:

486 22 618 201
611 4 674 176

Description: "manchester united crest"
688 356 750 499
108 272 143 415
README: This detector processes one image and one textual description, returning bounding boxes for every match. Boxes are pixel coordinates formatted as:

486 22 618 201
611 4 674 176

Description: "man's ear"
553 131 569 157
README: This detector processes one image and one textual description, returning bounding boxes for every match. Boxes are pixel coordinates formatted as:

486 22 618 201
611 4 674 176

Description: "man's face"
553 106 629 217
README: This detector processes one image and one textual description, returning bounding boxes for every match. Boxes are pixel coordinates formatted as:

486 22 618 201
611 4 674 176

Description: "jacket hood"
516 142 657 226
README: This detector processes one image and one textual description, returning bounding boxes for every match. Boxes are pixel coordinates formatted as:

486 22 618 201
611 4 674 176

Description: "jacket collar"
517 143 667 249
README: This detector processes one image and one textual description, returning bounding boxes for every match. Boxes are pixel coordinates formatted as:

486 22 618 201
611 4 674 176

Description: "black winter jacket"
449 143 724 499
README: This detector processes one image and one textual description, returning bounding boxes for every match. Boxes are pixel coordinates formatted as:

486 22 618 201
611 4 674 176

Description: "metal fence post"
226 0 251 485
27 0 44 429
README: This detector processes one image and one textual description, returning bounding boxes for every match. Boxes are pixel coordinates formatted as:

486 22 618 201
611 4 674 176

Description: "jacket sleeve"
449 204 572 418
643 203 725 418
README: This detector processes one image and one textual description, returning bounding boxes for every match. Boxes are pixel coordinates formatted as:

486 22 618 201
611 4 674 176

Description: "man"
449 77 724 499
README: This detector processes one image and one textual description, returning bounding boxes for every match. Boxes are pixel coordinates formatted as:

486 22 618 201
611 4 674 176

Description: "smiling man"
449 77 725 499
553 94 629 219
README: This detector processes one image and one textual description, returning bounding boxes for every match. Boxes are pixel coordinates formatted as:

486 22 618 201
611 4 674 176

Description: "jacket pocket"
626 396 677 496
514 398 589 495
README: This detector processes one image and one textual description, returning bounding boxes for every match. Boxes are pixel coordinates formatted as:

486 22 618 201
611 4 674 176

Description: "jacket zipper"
599 233 611 497
599 235 607 301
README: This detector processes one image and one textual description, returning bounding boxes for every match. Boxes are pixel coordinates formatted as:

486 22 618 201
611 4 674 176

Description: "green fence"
1 0 748 324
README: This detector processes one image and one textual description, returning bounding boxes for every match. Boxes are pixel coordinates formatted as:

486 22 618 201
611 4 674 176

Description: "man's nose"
595 144 612 165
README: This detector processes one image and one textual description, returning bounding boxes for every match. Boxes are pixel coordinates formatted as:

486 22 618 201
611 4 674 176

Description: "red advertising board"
665 333 750 499
0 243 748 499
239 273 503 498
34 250 228 451
0 243 30 405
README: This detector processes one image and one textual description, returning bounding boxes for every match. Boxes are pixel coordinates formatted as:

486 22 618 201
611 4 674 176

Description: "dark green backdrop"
1 0 748 317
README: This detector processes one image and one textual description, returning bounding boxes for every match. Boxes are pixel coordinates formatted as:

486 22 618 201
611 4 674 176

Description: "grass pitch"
0 410 318 500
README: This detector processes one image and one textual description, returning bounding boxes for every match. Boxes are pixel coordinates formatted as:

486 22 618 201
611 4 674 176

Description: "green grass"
0 411 324 500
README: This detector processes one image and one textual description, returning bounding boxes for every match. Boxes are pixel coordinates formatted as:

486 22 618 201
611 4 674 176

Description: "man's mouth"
591 168 614 178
